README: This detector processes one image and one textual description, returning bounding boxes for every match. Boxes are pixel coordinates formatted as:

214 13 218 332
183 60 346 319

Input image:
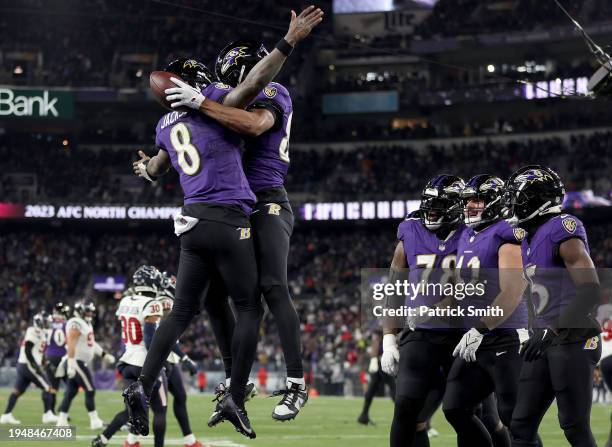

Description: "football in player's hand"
150 71 186 111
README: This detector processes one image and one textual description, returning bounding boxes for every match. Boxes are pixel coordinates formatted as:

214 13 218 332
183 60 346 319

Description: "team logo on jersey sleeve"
562 217 577 234
264 86 277 98
513 228 526 241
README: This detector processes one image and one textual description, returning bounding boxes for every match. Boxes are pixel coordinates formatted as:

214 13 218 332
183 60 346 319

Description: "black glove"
520 327 557 362
181 355 197 376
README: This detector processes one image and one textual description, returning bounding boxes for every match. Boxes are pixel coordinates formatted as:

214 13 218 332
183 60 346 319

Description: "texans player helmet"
215 40 269 87
74 301 96 321
165 58 215 91
462 174 505 228
504 165 565 224
33 311 48 329
419 174 465 231
132 265 163 296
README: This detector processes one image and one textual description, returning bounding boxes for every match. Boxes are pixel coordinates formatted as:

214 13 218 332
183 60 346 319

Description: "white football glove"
406 305 432 331
453 328 485 362
103 353 116 364
368 357 379 374
136 159 156 183
165 77 206 110
67 358 77 379
381 334 400 376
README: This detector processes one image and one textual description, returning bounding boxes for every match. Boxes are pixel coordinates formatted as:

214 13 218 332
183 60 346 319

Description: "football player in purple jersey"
166 38 307 421
442 175 529 447
125 7 323 439
382 174 467 447
162 7 323 424
44 302 70 418
504 165 602 447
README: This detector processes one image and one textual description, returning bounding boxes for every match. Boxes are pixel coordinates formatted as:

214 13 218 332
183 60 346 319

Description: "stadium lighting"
487 64 495 73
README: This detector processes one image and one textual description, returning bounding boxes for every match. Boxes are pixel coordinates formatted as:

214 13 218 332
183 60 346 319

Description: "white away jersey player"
18 326 46 365
117 295 163 367
66 316 95 363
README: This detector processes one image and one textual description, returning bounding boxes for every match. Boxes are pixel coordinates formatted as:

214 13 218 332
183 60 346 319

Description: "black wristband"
275 38 294 57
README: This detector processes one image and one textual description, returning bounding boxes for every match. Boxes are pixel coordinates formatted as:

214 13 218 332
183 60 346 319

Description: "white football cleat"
56 413 70 427
42 411 58 423
90 418 105 430
0 413 21 425
272 380 308 421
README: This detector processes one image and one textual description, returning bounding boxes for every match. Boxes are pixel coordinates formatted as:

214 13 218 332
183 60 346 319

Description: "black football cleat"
122 381 150 436
91 435 105 447
208 381 258 427
214 393 256 439
207 383 228 428
357 413 375 426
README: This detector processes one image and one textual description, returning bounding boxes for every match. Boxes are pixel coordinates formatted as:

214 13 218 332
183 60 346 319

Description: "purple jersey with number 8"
155 82 255 214
243 82 292 193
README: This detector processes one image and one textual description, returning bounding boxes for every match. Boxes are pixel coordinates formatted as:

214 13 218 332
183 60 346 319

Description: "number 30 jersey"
155 82 255 214
397 217 465 328
116 295 163 367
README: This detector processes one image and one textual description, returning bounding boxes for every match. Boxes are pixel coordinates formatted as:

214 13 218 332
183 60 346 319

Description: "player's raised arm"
218 6 323 109
164 6 322 128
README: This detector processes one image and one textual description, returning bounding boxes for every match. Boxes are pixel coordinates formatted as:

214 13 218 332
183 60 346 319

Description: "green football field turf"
0 388 609 446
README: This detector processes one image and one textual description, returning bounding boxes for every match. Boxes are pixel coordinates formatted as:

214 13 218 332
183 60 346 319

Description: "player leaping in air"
125 6 323 439
164 35 308 421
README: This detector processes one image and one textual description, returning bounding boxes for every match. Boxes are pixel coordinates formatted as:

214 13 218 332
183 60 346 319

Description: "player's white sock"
225 377 231 387
99 434 109 444
184 433 196 445
287 377 306 390
126 433 139 444
88 410 100 421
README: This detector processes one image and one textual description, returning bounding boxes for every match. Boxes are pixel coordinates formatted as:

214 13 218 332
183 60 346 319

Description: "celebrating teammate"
442 175 528 447
92 266 168 447
125 6 323 438
0 312 55 425
505 165 602 447
166 37 308 420
56 301 115 429
381 174 467 447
